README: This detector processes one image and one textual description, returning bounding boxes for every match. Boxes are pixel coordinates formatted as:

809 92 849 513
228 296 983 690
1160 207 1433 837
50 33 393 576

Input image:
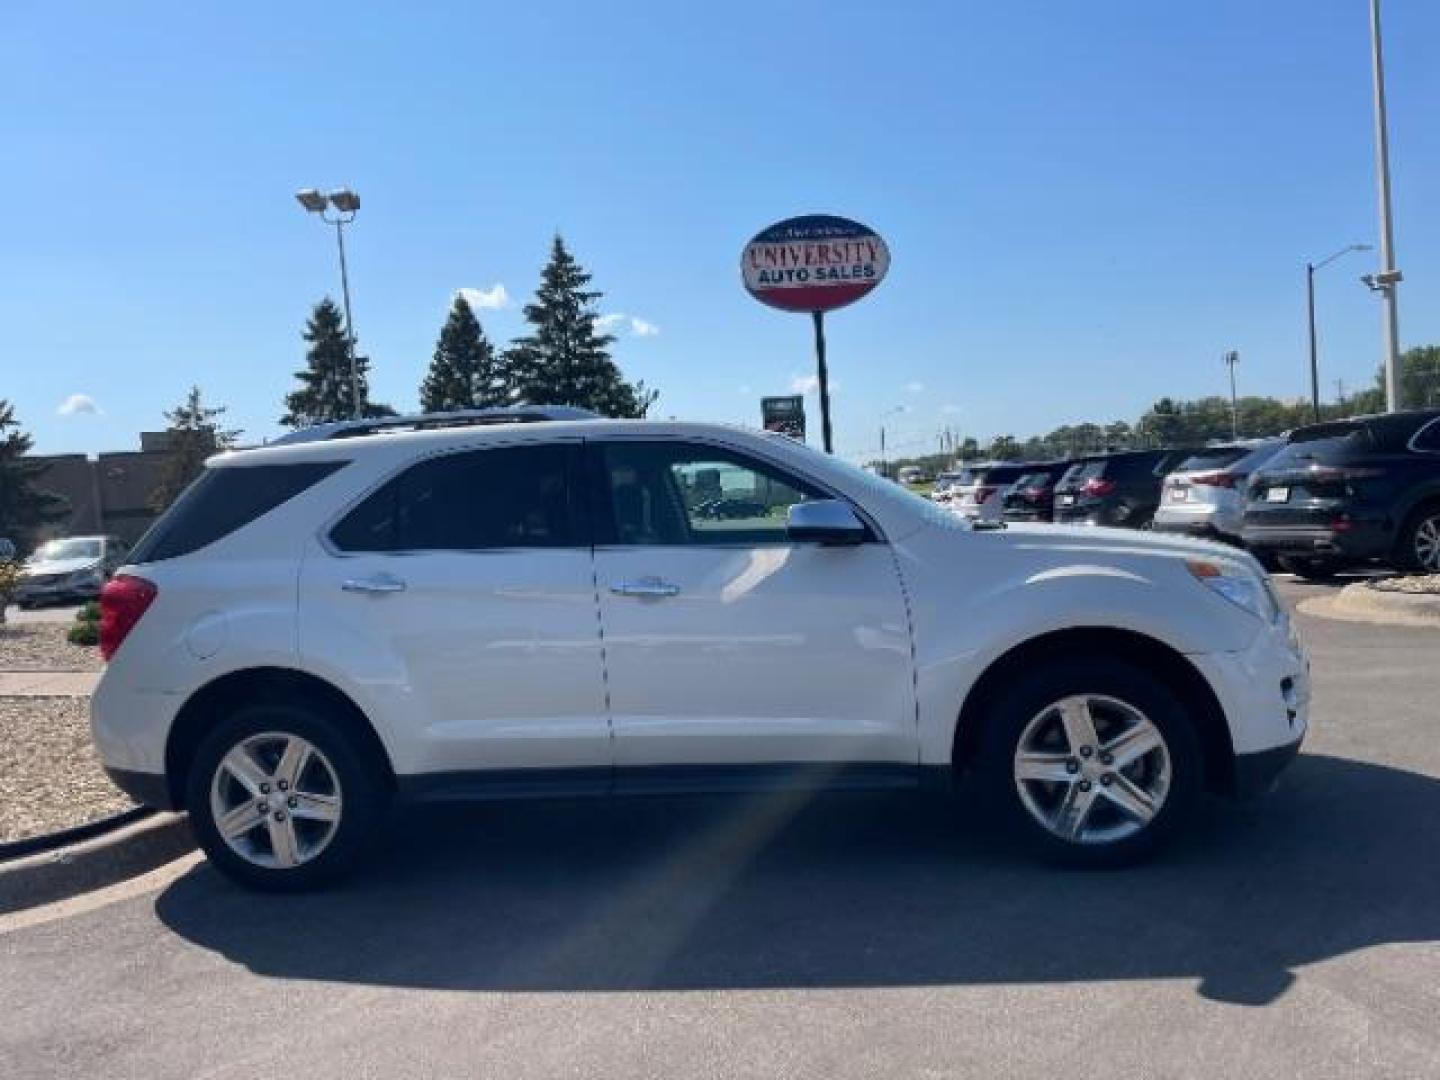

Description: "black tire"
1392 502 1440 574
1278 555 1344 580
186 702 390 891
975 658 1203 868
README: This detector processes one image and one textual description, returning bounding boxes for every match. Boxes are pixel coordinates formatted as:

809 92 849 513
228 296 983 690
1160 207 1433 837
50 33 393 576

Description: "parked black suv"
1053 449 1191 529
1001 461 1074 523
1242 409 1440 577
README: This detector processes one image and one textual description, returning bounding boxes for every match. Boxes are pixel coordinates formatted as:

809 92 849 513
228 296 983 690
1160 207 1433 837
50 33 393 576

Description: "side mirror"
786 500 866 545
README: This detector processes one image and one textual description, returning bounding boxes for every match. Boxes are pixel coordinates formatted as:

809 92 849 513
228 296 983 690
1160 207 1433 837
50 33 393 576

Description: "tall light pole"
296 188 363 419
1223 350 1240 439
1306 244 1370 422
1368 0 1404 411
879 405 906 479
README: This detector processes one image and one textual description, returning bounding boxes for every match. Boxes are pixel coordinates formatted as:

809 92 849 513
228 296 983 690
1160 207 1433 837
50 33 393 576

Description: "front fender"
895 538 1259 765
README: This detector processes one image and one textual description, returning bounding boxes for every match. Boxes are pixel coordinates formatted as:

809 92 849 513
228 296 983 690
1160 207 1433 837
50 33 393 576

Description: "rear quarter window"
129 461 346 563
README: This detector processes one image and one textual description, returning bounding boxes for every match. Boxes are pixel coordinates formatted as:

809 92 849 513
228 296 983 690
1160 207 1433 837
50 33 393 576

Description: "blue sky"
3 1 1437 462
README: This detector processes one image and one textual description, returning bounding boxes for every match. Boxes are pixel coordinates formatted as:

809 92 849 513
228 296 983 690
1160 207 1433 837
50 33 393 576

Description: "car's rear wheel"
977 659 1203 867
186 703 389 891
1394 504 1440 574
1279 555 1344 580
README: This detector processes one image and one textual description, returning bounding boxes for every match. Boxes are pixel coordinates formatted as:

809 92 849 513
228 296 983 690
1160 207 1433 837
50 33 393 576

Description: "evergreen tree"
149 386 242 512
0 400 67 552
281 298 394 427
419 295 505 412
505 236 659 417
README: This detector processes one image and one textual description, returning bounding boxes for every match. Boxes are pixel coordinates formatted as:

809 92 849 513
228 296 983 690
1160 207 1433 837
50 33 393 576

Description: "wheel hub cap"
209 732 343 870
1013 694 1172 846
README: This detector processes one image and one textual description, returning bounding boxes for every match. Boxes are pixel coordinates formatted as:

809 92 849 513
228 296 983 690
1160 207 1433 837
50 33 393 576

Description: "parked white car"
92 409 1308 889
947 462 1030 522
1153 440 1283 544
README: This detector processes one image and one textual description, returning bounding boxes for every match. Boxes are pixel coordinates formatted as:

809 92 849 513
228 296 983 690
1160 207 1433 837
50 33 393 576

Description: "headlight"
1186 559 1276 622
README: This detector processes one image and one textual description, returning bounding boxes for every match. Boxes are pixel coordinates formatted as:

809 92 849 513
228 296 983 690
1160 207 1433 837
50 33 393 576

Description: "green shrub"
79 600 101 622
68 619 99 646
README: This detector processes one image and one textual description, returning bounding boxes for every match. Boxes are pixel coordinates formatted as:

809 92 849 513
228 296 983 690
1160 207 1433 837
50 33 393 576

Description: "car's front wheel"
186 703 389 891
978 659 1202 867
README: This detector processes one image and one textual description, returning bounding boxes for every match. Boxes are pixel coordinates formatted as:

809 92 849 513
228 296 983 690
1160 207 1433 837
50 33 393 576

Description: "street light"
1306 243 1371 422
879 406 907 479
295 187 363 419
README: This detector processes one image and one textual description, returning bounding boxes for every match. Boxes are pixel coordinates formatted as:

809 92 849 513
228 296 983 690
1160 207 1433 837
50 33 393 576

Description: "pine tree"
281 298 394 427
419 295 505 412
506 236 658 418
0 400 67 552
149 387 242 512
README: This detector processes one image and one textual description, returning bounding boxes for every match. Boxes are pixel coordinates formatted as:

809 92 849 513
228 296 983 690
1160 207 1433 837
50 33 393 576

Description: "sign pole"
812 310 833 453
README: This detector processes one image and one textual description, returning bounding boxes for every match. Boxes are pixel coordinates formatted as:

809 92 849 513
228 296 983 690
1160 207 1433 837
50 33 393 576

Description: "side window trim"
1407 417 1440 455
322 438 590 555
584 436 883 548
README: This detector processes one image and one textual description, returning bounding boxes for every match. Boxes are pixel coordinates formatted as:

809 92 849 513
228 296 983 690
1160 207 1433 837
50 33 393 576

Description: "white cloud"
457 283 510 310
905 381 926 394
940 403 961 415
598 312 660 337
57 393 100 416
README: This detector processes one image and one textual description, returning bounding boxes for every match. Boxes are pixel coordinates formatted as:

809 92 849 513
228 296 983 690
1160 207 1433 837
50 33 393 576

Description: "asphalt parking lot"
3 576 1439 1079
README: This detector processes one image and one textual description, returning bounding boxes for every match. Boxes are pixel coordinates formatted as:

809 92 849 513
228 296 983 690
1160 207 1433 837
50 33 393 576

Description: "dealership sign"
741 214 890 313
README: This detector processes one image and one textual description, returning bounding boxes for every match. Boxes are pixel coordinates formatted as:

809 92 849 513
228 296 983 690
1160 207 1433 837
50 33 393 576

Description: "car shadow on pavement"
155 752 1440 1007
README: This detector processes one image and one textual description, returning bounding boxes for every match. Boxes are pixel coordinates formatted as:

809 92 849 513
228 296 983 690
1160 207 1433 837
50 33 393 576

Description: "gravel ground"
0 622 103 672
1371 572 1440 595
0 697 133 842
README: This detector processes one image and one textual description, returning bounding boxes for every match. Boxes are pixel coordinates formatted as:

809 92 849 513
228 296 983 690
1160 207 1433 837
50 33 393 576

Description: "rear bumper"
1240 520 1391 561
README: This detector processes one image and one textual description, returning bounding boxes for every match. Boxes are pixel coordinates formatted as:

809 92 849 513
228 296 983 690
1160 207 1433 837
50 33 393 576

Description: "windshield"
1176 446 1251 472
32 538 102 562
1266 425 1373 468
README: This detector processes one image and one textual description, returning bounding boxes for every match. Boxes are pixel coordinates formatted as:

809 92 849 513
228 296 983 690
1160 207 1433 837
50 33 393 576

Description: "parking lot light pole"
1223 351 1240 439
296 188 363 420
1369 0 1404 412
1306 244 1371 423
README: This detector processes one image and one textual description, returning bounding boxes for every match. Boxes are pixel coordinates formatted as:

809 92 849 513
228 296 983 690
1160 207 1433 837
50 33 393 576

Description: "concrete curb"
0 812 196 914
1299 581 1440 629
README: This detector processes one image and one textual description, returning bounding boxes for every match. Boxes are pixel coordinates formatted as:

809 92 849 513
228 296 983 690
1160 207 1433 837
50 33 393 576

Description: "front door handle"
610 577 680 599
342 573 407 595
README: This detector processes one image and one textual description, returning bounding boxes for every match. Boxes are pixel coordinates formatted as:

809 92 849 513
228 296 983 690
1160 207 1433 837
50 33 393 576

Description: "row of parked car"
930 407 1440 578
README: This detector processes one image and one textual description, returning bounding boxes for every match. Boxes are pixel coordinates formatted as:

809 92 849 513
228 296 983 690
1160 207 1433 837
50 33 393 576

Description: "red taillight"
1022 487 1044 503
99 575 157 661
1080 477 1116 497
1188 471 1237 489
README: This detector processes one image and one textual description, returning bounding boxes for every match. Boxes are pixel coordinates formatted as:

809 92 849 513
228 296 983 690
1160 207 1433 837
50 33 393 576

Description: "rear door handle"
342 573 407 595
610 577 680 599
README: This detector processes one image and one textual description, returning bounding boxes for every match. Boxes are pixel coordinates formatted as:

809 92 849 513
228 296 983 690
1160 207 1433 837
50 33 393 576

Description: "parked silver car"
14 535 128 607
1152 440 1283 544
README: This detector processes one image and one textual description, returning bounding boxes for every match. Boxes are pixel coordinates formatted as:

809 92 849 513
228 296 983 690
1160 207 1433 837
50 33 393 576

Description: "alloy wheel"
1012 694 1172 845
209 732 343 869
1414 514 1440 572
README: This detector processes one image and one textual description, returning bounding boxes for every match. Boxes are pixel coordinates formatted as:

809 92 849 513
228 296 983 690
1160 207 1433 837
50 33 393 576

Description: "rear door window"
330 444 580 552
130 461 346 563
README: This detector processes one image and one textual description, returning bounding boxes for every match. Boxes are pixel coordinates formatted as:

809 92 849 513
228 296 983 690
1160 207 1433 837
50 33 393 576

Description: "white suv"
91 408 1309 889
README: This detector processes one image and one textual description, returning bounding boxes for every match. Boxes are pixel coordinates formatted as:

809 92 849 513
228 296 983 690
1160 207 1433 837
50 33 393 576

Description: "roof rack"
271 405 601 446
